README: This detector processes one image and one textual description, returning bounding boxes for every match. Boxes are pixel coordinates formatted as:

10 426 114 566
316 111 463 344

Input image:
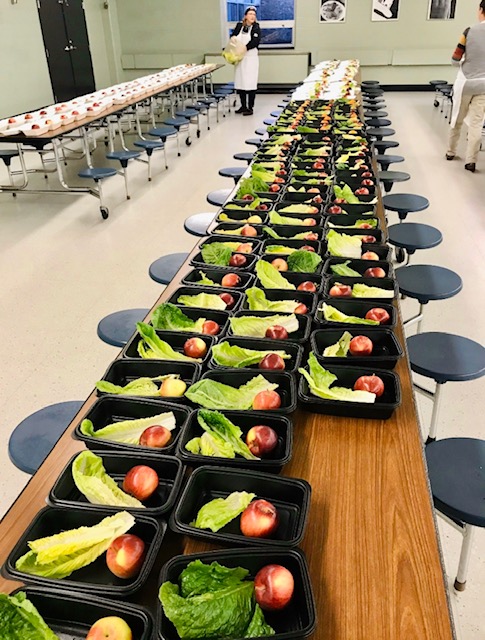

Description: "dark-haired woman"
232 7 261 115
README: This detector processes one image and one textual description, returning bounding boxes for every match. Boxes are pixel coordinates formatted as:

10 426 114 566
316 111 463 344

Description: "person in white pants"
446 0 485 173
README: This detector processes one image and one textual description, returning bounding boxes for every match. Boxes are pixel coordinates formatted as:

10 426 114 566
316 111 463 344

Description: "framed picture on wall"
319 0 347 23
427 0 457 20
372 0 400 21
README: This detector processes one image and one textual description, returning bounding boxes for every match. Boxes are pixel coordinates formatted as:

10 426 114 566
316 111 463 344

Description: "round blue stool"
383 193 430 221
176 109 198 119
426 438 485 590
367 127 396 140
97 308 150 347
106 150 142 200
408 332 485 442
78 167 118 219
206 189 232 207
255 128 267 136
184 213 216 237
388 222 442 264
163 116 189 129
245 138 263 147
378 171 410 193
218 166 246 183
377 154 404 171
148 126 178 141
263 118 276 126
8 401 84 474
396 265 462 332
270 110 282 117
149 252 189 284
233 152 254 164
133 138 166 178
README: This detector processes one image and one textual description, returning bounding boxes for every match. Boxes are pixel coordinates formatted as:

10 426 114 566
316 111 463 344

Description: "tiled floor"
0 92 483 638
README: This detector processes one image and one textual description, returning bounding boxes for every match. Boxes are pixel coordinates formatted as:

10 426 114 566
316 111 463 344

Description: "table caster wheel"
100 206 109 220
434 100 439 107
395 247 406 263
12 192 17 198
196 129 201 138
185 137 192 146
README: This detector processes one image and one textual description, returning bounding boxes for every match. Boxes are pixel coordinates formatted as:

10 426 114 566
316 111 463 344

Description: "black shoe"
465 163 476 173
235 107 246 114
243 109 254 116
445 154 455 161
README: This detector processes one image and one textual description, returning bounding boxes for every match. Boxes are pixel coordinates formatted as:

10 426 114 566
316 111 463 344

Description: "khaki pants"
447 93 485 164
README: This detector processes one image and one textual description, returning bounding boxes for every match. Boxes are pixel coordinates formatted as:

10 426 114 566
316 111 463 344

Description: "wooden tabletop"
0 164 455 639
0 64 223 145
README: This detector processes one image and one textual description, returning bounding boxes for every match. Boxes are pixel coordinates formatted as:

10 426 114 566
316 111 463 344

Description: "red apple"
349 336 373 357
106 534 145 579
160 377 187 397
86 616 133 640
236 243 253 254
242 194 254 201
361 235 376 244
303 232 319 241
361 171 373 177
355 187 369 196
364 267 386 278
24 114 33 120
139 425 171 448
265 325 289 340
252 389 282 410
312 195 323 204
294 303 308 314
240 499 279 538
327 206 342 214
271 258 288 272
254 564 294 611
240 225 257 237
300 245 315 253
246 425 278 456
202 320 220 335
354 374 385 397
219 292 235 309
329 284 352 297
259 353 286 370
8 117 16 124
184 337 207 358
297 281 317 292
302 218 317 227
334 198 346 204
255 203 269 211
229 254 247 267
365 308 390 324
361 251 380 260
308 187 320 193
273 177 285 183
269 184 280 192
221 273 241 287
312 161 325 169
122 465 159 501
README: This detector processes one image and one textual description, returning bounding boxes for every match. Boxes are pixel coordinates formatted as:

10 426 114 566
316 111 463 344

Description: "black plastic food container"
49 450 184 516
259 254 324 277
325 226 383 244
96 359 201 400
276 200 323 216
182 267 255 290
298 362 401 420
324 202 377 216
216 208 269 224
323 257 393 278
208 335 304 373
267 212 324 227
167 285 243 312
323 276 397 301
228 309 312 345
315 299 397 329
176 410 293 473
190 369 297 414
222 201 275 214
149 306 230 338
4 507 165 597
123 329 216 367
263 223 324 241
262 238 322 255
242 288 318 316
169 466 311 547
311 327 403 370
324 214 381 230
191 250 258 272
73 396 192 455
157 547 316 640
210 222 265 239
324 243 391 262
255 271 325 294
198 234 263 254
10 586 154 640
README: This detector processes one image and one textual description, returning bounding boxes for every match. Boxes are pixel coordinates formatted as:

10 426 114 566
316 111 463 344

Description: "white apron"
234 27 259 91
450 66 467 127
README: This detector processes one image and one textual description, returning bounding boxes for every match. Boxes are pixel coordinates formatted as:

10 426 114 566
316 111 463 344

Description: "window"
224 0 295 49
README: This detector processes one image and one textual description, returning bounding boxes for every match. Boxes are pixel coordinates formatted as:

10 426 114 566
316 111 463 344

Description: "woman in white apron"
232 7 261 116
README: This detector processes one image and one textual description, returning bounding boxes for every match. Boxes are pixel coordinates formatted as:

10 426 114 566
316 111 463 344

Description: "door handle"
64 41 77 51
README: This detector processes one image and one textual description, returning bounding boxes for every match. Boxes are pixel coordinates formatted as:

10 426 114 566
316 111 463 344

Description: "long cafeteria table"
0 142 456 640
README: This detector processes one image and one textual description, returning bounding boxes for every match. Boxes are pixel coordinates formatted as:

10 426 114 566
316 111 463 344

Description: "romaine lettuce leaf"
196 271 219 286
179 560 249 598
95 375 176 396
151 303 206 332
212 342 290 368
136 322 202 361
192 491 255 532
197 410 257 460
201 243 232 266
323 331 352 357
185 375 277 410
256 260 295 290
330 260 361 277
246 287 300 313
320 302 379 325
333 184 359 204
186 432 236 458
279 204 318 214
0 592 60 640
352 283 394 298
287 250 322 273
71 451 143 508
80 410 176 444
269 211 308 226
230 314 299 337
327 229 362 258
264 244 298 254
328 218 377 229
15 512 134 579
177 292 228 310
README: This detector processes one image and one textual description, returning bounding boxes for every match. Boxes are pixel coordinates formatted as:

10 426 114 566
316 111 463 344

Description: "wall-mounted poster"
320 0 347 23
372 0 400 21
428 0 457 20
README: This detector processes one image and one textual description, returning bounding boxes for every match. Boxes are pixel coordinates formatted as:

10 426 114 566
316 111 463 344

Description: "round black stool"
149 252 189 285
245 138 263 147
365 118 392 128
374 140 400 153
8 401 84 474
97 308 149 347
430 80 448 107
408 332 485 442
218 166 246 183
382 193 430 221
363 103 386 111
378 171 410 193
364 110 388 118
0 149 20 190
234 152 254 164
184 212 216 237
363 90 384 98
426 438 485 591
377 154 404 171
367 127 395 140
207 188 232 207
388 222 442 264
362 80 380 86
396 265 462 332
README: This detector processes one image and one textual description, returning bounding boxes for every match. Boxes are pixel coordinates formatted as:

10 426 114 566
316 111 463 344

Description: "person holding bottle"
232 6 261 116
